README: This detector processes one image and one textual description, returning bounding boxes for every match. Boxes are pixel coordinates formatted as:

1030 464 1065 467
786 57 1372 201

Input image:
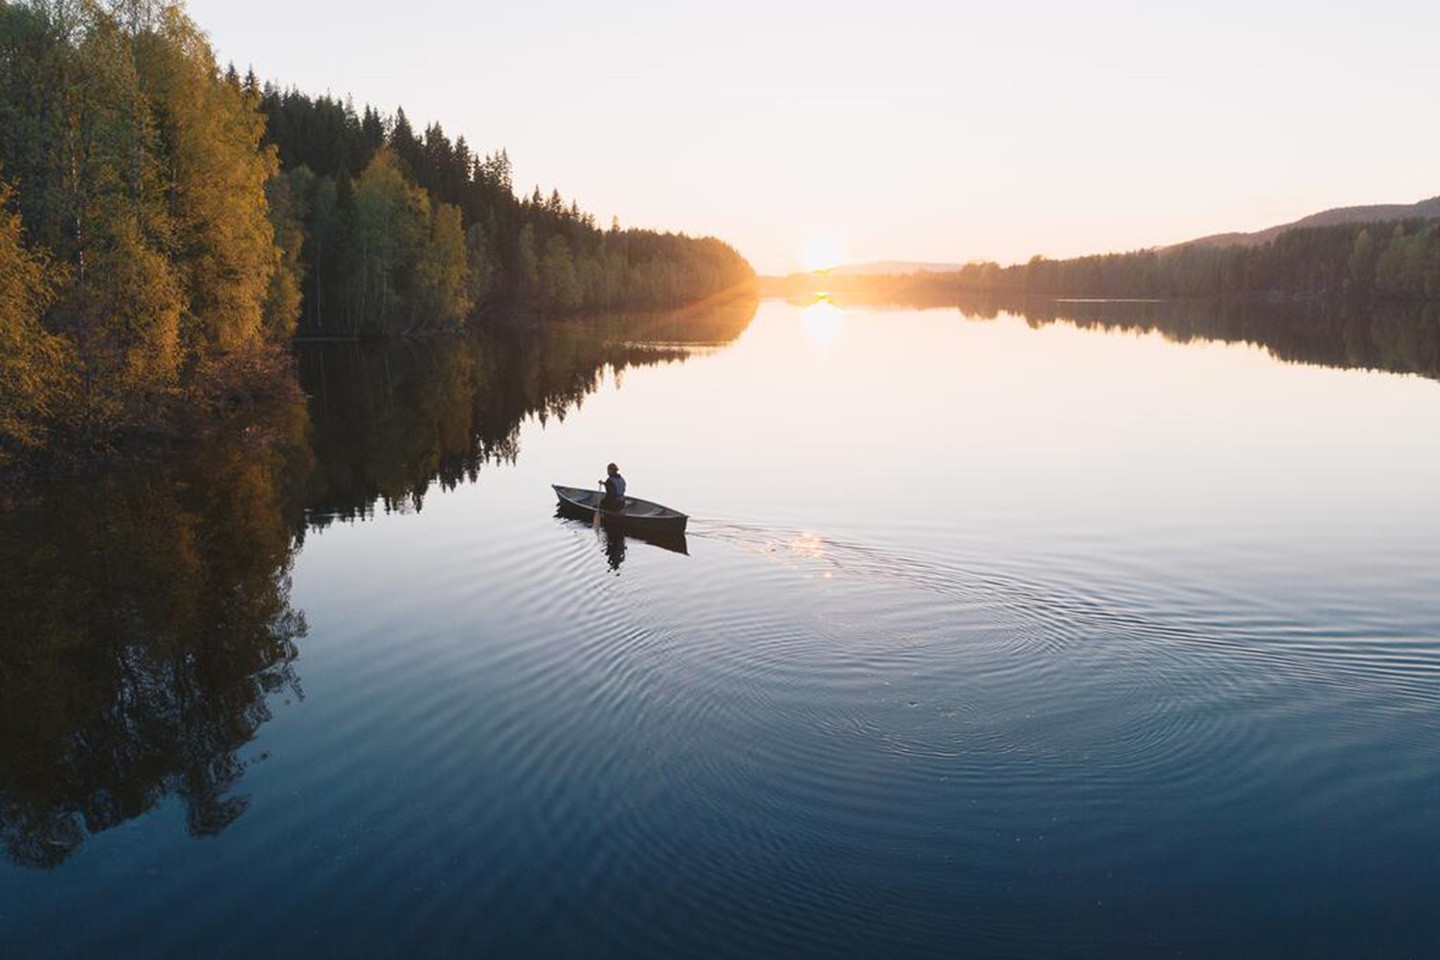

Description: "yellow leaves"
0 181 75 457
1 2 299 462
123 5 280 357
96 214 184 389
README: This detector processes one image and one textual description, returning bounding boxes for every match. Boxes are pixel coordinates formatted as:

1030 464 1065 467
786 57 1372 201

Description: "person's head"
607 462 619 476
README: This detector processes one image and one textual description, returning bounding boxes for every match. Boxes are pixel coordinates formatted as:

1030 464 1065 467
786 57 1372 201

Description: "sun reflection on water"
801 297 845 352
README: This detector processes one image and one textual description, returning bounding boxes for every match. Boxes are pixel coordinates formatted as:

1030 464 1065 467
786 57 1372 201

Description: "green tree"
1348 227 1376 297
263 172 305 340
349 147 429 332
515 222 540 305
294 169 347 333
411 202 471 329
464 221 496 310
540 234 581 310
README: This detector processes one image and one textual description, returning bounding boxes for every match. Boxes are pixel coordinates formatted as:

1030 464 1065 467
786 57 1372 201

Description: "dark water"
3 297 1438 958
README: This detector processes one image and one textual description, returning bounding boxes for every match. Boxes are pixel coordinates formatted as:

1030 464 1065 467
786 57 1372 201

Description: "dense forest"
0 0 300 462
764 219 1440 304
258 88 753 336
0 0 753 471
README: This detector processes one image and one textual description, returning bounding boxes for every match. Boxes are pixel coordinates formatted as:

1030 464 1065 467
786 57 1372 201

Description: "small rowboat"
552 484 689 535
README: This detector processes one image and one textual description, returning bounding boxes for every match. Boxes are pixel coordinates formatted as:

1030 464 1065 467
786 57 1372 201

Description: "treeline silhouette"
765 219 1440 304
258 87 754 337
0 297 755 867
967 220 1440 299
0 1 753 471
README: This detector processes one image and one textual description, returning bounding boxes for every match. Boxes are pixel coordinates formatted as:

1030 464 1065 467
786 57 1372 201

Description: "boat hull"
552 484 689 535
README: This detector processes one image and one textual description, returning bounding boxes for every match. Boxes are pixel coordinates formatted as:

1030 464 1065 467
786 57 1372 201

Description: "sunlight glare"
801 298 845 352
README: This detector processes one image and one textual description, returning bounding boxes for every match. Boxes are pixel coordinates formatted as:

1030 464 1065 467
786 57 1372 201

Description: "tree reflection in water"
299 295 759 525
0 399 314 868
806 289 1440 383
7 291 1435 867
999 298 1440 381
0 296 756 868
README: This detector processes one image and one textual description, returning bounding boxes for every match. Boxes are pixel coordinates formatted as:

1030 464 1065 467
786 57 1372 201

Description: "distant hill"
1180 196 1440 249
773 196 1440 284
831 261 963 276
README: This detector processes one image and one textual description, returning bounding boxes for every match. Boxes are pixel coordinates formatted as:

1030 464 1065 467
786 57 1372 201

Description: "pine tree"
465 221 496 310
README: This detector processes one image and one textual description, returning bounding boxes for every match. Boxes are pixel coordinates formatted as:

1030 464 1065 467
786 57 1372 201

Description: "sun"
800 236 846 274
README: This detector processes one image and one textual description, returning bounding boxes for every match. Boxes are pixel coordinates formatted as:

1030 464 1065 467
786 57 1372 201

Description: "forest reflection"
0 399 313 869
299 294 757 525
1003 298 1440 381
0 295 756 869
808 291 1440 382
9 288 1426 869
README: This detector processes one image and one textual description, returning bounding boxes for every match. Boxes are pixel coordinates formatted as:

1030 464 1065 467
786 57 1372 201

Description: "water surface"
3 298 1438 957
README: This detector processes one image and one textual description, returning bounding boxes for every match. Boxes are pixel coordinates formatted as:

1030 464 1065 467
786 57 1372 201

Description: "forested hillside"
0 0 753 469
957 220 1440 300
765 220 1440 303
259 89 754 336
1181 196 1440 249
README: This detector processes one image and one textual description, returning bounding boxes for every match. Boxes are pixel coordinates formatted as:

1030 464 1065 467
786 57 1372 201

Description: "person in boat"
600 463 627 509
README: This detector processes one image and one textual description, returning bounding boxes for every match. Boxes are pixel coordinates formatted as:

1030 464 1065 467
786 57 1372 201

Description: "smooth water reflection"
0 397 312 870
3 295 1439 958
0 299 756 873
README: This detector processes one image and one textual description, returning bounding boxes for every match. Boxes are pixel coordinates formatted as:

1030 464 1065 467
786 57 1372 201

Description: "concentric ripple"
198 508 1437 959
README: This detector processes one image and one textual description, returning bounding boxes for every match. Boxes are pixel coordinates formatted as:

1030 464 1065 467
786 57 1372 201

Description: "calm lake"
3 297 1438 957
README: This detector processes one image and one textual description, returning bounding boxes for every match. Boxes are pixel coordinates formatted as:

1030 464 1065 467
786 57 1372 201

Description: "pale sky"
188 0 1440 274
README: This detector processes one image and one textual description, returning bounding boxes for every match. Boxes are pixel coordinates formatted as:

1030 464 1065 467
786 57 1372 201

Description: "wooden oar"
594 482 604 530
